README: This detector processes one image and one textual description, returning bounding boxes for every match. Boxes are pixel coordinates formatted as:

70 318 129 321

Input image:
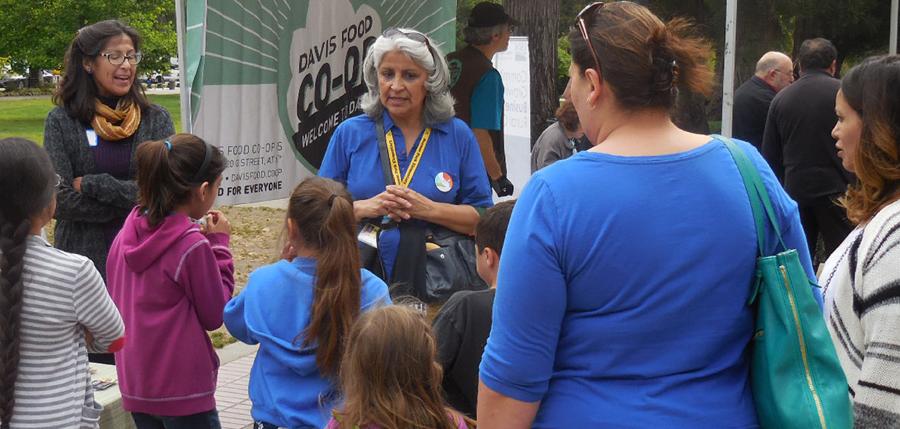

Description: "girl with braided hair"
0 137 124 428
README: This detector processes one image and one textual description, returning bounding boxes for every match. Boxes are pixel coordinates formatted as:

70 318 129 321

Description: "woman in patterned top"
825 55 900 427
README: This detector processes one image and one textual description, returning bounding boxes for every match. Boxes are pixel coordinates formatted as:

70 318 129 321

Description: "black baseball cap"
468 2 520 28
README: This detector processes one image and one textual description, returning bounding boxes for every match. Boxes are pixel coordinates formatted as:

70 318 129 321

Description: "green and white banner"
180 0 457 204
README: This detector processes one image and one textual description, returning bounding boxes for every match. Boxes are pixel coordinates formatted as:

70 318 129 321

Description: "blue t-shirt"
318 113 494 278
223 258 391 428
469 70 503 131
480 139 820 428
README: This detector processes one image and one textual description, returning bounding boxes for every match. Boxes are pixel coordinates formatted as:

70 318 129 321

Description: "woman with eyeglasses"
478 2 818 428
319 28 493 297
44 21 174 296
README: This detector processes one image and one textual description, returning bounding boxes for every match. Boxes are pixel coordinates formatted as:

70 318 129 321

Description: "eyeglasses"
383 28 436 61
101 51 142 66
773 69 794 79
576 2 605 74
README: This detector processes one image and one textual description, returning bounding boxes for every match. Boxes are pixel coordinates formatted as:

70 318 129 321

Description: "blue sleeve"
479 176 565 402
747 142 822 307
469 71 503 131
455 123 494 208
318 123 349 181
223 284 257 345
360 270 392 310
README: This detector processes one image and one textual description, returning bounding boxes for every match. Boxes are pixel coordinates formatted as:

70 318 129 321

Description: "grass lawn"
0 94 181 145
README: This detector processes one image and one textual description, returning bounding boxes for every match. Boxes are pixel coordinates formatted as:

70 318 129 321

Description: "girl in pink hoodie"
106 133 234 429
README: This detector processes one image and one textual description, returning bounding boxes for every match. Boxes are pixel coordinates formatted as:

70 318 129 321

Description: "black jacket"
761 70 853 203
432 288 495 418
733 76 776 150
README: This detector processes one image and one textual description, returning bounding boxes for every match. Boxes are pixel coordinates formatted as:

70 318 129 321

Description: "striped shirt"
825 199 900 428
5 235 124 428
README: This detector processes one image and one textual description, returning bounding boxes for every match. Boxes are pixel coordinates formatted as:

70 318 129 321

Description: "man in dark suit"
762 38 854 257
733 51 793 149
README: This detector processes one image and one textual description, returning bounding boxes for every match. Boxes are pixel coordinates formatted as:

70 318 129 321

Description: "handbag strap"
375 116 396 186
714 135 787 256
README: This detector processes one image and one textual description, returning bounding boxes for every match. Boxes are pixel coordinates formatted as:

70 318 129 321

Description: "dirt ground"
217 206 287 293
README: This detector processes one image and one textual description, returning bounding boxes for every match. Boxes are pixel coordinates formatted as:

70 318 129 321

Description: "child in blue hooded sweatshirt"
224 177 390 429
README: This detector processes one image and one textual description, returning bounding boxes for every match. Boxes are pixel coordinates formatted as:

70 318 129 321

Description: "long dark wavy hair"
0 138 58 428
839 55 900 224
53 19 150 124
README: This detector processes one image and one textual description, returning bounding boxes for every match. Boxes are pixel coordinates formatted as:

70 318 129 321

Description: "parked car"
0 76 26 91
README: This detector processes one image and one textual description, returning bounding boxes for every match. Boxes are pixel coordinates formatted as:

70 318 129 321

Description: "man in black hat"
447 2 519 197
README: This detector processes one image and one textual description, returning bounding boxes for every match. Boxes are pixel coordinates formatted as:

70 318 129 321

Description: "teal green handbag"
718 136 853 429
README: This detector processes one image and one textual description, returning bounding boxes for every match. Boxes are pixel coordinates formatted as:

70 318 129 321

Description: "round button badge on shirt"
435 172 453 192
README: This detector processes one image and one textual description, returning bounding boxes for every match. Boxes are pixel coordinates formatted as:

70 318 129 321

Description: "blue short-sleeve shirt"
470 70 504 131
480 139 820 428
318 112 494 277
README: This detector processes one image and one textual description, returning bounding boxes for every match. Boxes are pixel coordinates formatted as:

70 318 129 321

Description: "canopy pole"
720 0 737 137
174 0 192 133
891 0 898 55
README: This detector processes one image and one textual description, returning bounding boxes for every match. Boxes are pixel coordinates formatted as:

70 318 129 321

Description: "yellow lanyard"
384 128 432 187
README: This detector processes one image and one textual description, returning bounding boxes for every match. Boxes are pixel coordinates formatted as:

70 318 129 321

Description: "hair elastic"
163 139 172 151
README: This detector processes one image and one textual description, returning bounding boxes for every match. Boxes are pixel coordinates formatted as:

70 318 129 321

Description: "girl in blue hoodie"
224 177 390 429
106 133 234 429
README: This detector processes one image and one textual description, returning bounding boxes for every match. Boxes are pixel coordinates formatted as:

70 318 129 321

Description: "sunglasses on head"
383 28 437 62
576 2 605 74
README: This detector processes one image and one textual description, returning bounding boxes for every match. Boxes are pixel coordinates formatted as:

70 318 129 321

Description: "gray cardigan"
43 104 175 276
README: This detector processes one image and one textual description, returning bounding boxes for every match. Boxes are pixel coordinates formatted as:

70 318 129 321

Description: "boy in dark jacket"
432 200 515 418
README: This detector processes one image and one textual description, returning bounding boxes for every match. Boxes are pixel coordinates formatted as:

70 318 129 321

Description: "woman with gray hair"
319 28 493 292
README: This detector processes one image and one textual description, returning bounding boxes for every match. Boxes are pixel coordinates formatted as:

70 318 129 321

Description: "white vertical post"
174 0 192 133
891 0 898 55
721 0 737 137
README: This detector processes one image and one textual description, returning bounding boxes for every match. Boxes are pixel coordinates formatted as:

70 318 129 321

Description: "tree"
505 0 561 146
0 0 176 87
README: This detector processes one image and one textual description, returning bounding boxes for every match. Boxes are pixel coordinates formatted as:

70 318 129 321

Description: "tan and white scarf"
91 99 141 141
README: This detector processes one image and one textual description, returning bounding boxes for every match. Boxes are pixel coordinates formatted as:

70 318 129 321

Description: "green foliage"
0 0 176 82
557 34 571 91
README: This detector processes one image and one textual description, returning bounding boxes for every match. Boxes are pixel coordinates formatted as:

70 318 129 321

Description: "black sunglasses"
576 2 605 74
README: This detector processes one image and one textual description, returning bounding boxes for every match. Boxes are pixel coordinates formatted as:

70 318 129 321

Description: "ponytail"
135 134 225 226
651 18 714 99
288 177 361 376
0 137 57 427
568 2 713 110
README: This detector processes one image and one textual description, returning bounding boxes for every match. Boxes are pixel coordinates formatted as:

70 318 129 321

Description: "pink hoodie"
106 207 235 416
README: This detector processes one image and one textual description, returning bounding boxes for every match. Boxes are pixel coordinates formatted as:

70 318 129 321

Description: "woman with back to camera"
477 2 820 428
44 19 175 281
824 55 900 427
319 28 493 294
